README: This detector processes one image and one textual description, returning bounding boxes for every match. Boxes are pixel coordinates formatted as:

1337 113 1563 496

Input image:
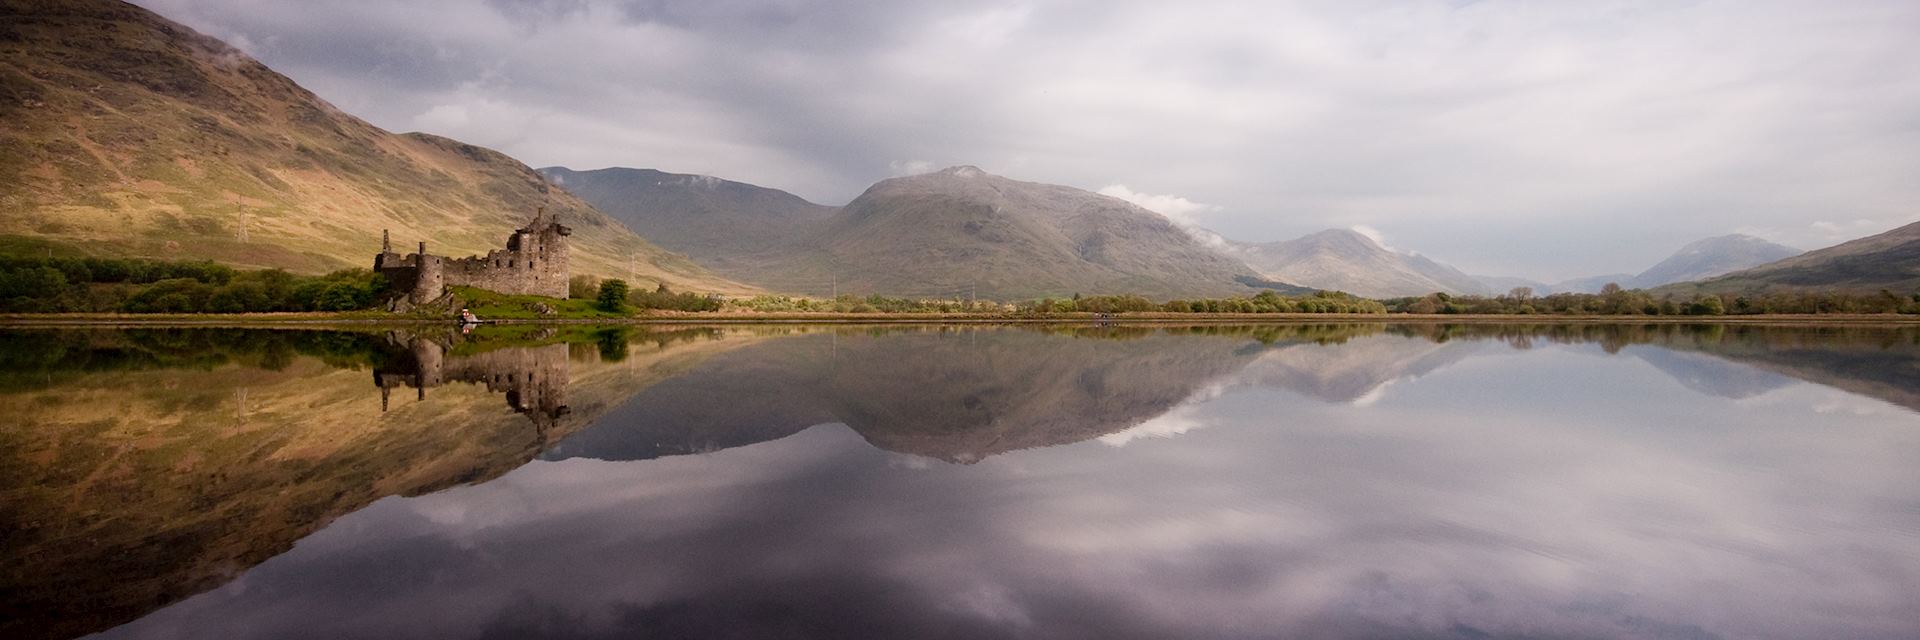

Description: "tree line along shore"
3 256 1917 319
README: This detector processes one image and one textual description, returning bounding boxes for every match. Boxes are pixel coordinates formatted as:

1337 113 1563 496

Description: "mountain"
1665 221 1920 294
1545 234 1802 294
1630 234 1801 288
537 166 836 276
808 166 1284 299
0 0 744 291
556 165 1288 300
1473 274 1557 295
1231 229 1489 298
1552 273 1639 294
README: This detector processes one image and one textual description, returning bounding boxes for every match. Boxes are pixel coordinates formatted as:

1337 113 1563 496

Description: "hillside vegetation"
0 0 747 293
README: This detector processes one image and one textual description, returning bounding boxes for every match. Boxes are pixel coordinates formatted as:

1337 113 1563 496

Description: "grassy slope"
1658 221 1920 295
0 0 749 293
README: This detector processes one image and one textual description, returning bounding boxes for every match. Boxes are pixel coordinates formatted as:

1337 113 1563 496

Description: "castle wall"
442 245 566 299
374 338 571 431
374 214 572 305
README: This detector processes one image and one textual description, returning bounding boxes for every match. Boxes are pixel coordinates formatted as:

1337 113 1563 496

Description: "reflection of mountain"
1384 324 1920 410
1626 346 1796 399
1233 334 1483 403
1648 326 1920 411
0 327 736 640
546 328 1259 464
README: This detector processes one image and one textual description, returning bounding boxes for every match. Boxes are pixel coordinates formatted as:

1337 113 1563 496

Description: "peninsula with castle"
374 209 573 311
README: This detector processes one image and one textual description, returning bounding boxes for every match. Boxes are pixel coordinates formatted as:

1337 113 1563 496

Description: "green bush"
0 257 387 313
596 279 630 313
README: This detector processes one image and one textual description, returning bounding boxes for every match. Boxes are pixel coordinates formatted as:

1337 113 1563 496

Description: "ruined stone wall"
441 246 566 299
373 217 572 304
374 338 571 430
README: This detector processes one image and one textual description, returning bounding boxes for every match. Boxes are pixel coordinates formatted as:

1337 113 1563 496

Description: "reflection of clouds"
1347 378 1394 407
1097 382 1230 447
1753 385 1904 418
1226 334 1497 405
97 335 1920 640
1097 405 1207 447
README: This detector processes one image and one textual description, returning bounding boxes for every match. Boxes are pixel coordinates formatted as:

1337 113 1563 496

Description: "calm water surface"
4 323 1919 639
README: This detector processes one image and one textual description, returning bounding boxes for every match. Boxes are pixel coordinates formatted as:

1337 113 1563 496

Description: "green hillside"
0 0 748 293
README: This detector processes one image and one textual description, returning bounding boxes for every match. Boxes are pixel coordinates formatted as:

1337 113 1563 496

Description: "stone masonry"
374 335 573 438
375 208 572 305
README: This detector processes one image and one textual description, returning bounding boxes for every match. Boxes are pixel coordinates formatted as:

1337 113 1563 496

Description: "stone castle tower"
375 208 573 306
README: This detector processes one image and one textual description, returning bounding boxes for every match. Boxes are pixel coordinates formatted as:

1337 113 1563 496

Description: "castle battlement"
376 209 572 305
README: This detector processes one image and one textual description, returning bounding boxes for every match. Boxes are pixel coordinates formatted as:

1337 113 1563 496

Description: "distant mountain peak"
940 165 987 178
1667 219 1920 294
1231 228 1487 298
1631 234 1801 288
1299 228 1387 250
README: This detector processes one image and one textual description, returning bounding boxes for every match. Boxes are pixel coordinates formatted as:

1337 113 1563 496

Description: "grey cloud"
130 0 1920 280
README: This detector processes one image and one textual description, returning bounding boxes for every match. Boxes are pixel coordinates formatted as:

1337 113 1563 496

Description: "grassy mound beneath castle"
449 286 627 320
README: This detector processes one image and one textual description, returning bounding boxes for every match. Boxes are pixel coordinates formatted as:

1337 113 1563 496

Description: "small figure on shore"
460 308 480 324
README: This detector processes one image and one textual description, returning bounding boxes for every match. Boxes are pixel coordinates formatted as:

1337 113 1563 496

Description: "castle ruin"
373 334 573 440
375 208 572 306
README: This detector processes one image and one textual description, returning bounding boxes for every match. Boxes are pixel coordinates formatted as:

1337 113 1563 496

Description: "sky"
132 0 1920 281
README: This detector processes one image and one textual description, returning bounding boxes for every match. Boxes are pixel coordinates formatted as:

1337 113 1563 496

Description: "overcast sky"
134 0 1920 280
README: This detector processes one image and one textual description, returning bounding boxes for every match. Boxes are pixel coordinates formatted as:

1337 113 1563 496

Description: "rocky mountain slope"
1230 229 1489 298
537 166 836 277
0 0 744 292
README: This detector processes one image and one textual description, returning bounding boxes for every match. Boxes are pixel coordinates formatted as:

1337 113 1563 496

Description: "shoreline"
2 312 1917 328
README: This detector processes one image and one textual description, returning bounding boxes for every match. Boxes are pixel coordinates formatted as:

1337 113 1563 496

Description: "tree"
596 279 629 313
568 275 599 299
1508 286 1533 302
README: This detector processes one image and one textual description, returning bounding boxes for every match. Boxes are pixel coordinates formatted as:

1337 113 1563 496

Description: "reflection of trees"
0 328 393 391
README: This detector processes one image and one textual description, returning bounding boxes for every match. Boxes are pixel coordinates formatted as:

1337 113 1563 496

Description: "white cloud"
1098 407 1207 447
890 159 937 177
1097 184 1234 247
1349 225 1396 253
412 103 472 129
1808 219 1891 246
1096 184 1220 226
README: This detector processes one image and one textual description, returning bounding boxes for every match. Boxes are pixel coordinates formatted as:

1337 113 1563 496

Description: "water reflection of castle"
374 334 572 436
